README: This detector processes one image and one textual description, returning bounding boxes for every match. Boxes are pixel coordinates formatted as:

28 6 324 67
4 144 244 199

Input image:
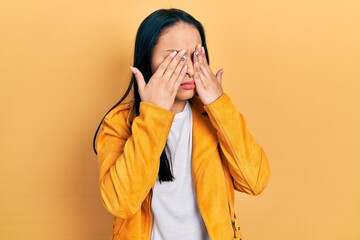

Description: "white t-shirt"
151 101 210 240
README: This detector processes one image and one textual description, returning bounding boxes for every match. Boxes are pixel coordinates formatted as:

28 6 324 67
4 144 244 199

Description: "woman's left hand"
193 44 224 105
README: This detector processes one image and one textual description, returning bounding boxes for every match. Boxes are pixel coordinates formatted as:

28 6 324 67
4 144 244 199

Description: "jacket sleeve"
96 102 174 218
204 93 270 195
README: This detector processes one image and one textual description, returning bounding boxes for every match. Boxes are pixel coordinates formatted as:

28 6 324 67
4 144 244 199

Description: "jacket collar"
129 95 206 125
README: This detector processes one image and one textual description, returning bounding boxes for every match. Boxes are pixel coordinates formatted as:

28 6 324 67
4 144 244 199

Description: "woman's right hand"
131 50 187 111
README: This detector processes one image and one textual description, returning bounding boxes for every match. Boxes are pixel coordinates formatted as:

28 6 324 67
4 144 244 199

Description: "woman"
94 8 270 240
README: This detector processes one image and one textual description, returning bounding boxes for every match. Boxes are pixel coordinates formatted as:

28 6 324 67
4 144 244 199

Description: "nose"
184 54 194 78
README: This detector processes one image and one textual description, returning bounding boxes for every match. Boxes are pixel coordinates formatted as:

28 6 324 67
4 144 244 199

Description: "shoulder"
104 101 135 126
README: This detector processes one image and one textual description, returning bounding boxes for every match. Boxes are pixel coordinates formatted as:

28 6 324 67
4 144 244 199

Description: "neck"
171 100 186 113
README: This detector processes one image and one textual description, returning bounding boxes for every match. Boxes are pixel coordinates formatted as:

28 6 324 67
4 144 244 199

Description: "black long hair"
93 8 209 182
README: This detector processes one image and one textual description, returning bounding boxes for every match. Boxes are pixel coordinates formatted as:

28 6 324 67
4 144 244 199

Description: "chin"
176 89 195 101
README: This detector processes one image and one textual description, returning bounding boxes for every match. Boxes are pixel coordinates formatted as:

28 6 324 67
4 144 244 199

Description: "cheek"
150 56 164 74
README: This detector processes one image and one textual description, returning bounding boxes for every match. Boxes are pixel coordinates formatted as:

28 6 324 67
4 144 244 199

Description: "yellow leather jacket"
97 93 270 240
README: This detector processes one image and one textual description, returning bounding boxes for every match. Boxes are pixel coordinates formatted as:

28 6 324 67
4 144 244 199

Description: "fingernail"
201 47 205 54
179 49 186 56
170 51 177 57
130 66 136 74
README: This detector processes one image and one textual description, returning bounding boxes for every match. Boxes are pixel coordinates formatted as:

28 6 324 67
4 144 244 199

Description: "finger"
131 67 145 91
193 53 209 82
194 44 201 63
194 44 206 64
198 46 213 75
199 46 208 64
169 53 187 83
162 50 186 80
154 50 178 77
193 61 204 85
173 65 188 90
194 45 211 76
196 62 208 83
197 59 212 79
215 69 224 84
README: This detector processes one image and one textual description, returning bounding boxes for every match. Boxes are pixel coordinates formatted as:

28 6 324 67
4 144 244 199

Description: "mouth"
180 81 196 90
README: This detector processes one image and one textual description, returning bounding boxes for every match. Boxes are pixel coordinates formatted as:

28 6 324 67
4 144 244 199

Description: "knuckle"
158 64 166 72
167 64 175 72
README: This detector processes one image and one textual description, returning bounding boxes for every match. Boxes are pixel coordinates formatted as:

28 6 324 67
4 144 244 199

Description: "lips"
180 81 195 90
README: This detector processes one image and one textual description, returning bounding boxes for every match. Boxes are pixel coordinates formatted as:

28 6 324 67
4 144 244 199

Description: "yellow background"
1 0 359 239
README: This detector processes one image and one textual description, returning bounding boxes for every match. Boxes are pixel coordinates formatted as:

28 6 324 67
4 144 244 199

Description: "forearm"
204 93 270 195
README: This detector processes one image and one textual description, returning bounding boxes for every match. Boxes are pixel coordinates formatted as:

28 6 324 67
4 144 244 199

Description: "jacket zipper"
231 220 237 239
147 190 154 240
224 170 239 239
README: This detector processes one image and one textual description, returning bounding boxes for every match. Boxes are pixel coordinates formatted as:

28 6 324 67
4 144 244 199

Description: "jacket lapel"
190 97 233 239
190 97 218 183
